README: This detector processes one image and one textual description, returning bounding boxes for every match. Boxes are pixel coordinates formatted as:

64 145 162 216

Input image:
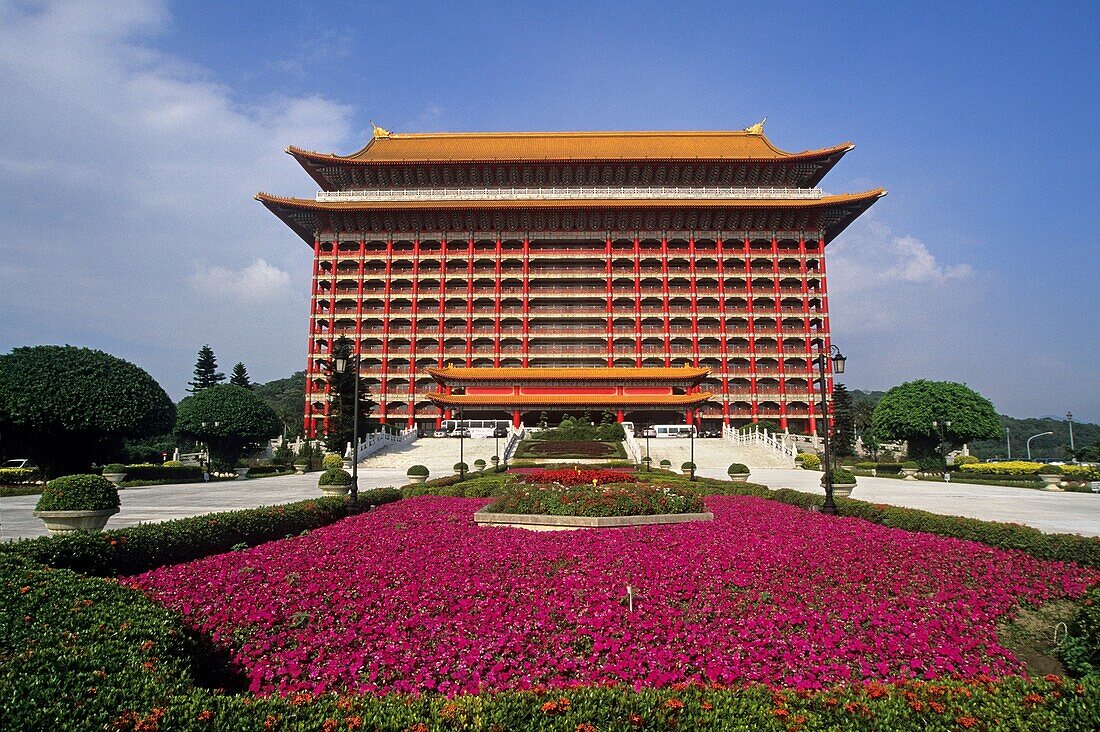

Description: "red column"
378 235 394 425
323 238 339 437
407 236 420 429
512 410 521 428
661 234 671 366
493 234 503 367
716 235 730 426
465 235 475 366
436 235 447 429
521 234 530 367
772 235 788 431
304 235 321 437
744 236 758 422
818 235 834 434
633 234 642 366
689 234 699 367
605 234 614 366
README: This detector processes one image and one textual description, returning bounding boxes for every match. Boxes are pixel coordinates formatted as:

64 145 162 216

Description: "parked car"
452 429 471 438
433 430 449 438
2 458 38 470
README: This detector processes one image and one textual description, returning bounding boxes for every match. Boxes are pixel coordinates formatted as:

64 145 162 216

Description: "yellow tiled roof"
425 366 709 382
427 392 714 407
287 131 853 164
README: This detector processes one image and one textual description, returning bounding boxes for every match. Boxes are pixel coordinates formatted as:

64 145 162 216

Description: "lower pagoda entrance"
425 366 713 429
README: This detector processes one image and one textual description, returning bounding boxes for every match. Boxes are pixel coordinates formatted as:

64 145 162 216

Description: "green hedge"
0 466 40 483
0 497 367 576
35 474 119 512
107 463 205 482
244 465 288 477
1061 583 1100 677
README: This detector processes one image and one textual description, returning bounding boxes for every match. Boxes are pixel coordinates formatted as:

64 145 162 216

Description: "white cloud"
0 0 359 396
191 259 293 302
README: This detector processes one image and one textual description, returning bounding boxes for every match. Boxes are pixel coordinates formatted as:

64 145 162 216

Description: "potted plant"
322 453 344 471
318 467 353 497
474 458 487 472
641 455 652 472
900 461 920 480
33 474 120 535
406 465 430 484
727 463 750 482
453 462 469 476
659 458 672 471
490 455 500 468
234 460 250 480
101 463 128 487
1038 465 1064 491
823 468 858 498
293 460 308 475
681 461 696 479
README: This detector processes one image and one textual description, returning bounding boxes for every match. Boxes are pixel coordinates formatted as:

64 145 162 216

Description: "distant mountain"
849 389 1097 460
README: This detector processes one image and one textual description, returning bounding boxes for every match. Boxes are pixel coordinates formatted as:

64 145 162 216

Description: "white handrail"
622 426 643 464
346 427 417 463
503 426 526 463
317 185 824 203
722 425 798 460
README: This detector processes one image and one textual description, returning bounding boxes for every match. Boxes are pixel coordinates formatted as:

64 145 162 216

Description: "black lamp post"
458 407 465 479
645 425 651 471
689 414 696 480
816 344 847 516
932 418 953 471
333 353 360 507
493 425 507 470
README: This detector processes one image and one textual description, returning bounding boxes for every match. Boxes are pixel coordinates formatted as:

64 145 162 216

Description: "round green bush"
727 463 750 475
1038 464 1063 476
954 455 980 466
453 462 469 472
902 461 920 469
321 453 344 470
317 468 352 487
823 468 857 484
798 454 822 470
681 461 696 470
474 459 487 470
102 463 126 474
659 459 672 468
162 460 183 468
35 474 120 512
406 465 429 477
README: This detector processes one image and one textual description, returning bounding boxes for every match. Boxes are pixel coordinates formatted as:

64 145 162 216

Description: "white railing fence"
622 426 643 464
317 185 825 203
722 426 799 461
503 426 526 463
346 428 417 464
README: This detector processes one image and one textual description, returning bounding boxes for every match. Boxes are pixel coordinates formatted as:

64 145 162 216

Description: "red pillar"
661 233 671 366
465 234 475 366
521 234 530 367
605 234 614 366
304 235 321 437
512 410 521 428
493 234 503 367
633 233 642 366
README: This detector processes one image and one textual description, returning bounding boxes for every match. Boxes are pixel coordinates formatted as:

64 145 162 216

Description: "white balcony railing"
317 185 824 203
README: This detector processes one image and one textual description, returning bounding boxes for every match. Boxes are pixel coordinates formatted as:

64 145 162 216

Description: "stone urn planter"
727 464 751 483
320 483 351 498
102 472 127 486
34 508 120 535
900 467 919 480
101 464 127 489
408 475 428 484
342 458 353 470
293 463 308 475
831 483 856 498
319 468 353 497
1040 474 1064 491
234 467 250 480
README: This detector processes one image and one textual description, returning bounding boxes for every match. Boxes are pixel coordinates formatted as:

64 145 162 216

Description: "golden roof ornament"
744 117 767 135
371 122 393 139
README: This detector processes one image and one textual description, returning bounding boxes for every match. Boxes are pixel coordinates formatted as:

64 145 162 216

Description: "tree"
188 345 225 393
229 362 253 389
831 383 856 458
323 338 377 454
0 345 175 476
175 384 280 470
252 371 306 439
872 380 1001 464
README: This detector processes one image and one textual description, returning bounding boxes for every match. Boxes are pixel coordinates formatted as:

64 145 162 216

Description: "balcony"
316 185 825 203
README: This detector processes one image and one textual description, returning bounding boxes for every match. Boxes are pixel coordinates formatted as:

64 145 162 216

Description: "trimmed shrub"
474 458 487 470
34 474 119 512
321 453 344 470
659 459 672 469
0 466 39 483
954 455 980 466
163 459 184 467
1038 464 1064 476
488 482 704 517
406 464 429 477
102 463 127 473
823 468 857 484
797 453 821 470
245 465 285 477
454 462 469 473
119 463 204 482
318 468 352 487
1 497 357 576
902 461 920 469
727 463 750 475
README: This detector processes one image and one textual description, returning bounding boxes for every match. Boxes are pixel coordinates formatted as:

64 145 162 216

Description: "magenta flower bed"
125 496 1096 696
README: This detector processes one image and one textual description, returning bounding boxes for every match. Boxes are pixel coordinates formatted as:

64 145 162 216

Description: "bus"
652 424 698 438
439 419 512 438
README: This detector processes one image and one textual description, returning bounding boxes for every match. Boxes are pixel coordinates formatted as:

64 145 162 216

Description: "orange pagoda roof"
287 129 853 165
427 392 714 408
426 366 709 384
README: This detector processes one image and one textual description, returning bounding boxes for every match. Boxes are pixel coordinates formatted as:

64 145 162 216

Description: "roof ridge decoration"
744 117 767 135
371 122 392 139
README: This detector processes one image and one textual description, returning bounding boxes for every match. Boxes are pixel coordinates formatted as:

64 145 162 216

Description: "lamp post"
1026 431 1053 461
932 419 953 469
689 415 695 480
645 425 652 471
1067 411 1075 459
493 425 507 470
332 353 361 507
458 407 465 479
1006 427 1011 460
816 344 847 516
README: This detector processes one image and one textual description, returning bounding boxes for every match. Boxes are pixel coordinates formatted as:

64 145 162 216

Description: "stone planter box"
102 473 127 489
474 506 713 532
727 473 750 483
681 469 695 478
407 475 428 484
34 508 120 535
234 467 250 480
901 468 919 480
1040 475 1064 491
320 484 351 498
293 463 308 475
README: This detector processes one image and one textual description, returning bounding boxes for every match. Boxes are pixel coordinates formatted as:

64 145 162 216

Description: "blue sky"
1 1 1097 421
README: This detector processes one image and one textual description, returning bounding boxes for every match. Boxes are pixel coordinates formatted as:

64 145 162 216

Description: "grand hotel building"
259 123 883 438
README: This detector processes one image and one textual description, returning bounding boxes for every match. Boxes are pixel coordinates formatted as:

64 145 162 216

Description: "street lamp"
816 344 847 516
493 425 507 470
1026 431 1053 461
644 425 652 471
332 353 361 507
689 415 695 480
1005 427 1011 460
1067 411 1075 459
457 407 465 479
932 419 953 469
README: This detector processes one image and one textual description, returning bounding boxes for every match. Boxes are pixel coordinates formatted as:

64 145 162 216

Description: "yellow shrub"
959 461 1043 475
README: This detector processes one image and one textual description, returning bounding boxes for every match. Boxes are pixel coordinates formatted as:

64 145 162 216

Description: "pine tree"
187 345 225 393
832 383 856 458
229 362 253 389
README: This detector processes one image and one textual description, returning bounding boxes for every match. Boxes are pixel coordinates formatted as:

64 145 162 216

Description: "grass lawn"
514 439 627 459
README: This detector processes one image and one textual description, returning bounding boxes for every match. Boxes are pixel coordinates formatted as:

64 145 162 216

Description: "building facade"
259 124 883 438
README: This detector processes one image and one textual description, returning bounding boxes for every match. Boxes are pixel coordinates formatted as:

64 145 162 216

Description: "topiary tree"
831 383 856 459
872 380 1001 465
0 346 175 476
175 385 280 471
